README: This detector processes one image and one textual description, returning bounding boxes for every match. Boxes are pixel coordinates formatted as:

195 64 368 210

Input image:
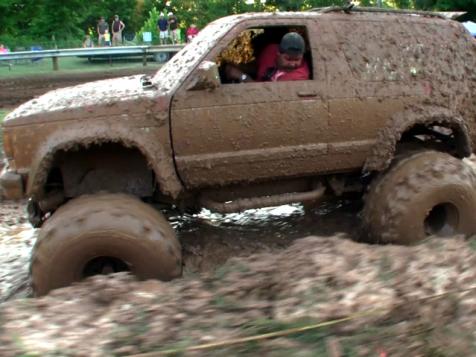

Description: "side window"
216 26 313 84
332 20 424 82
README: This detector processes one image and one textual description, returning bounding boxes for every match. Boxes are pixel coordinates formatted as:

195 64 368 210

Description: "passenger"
225 32 310 83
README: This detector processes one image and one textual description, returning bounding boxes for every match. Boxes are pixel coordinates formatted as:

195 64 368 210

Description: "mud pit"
0 198 360 302
1 195 476 356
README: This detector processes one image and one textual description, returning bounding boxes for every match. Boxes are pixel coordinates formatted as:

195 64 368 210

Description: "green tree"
170 0 250 29
2 0 475 50
412 0 476 18
137 7 162 43
29 0 88 40
0 0 138 48
0 0 39 42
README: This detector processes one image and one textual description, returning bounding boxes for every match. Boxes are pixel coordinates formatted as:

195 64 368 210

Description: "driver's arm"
225 64 254 83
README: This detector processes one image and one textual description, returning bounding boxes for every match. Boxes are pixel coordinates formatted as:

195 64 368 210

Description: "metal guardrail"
0 44 185 70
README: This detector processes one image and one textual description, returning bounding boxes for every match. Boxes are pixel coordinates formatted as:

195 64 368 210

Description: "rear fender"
364 106 471 172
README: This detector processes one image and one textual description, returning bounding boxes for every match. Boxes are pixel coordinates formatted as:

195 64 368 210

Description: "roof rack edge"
308 6 447 19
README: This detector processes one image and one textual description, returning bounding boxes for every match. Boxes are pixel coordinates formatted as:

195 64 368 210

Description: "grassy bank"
0 56 162 79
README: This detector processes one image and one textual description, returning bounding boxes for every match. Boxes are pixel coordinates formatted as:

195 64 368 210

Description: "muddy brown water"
0 198 360 302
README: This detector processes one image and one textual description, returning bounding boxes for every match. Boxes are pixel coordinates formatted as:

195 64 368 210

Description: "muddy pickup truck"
1 7 476 295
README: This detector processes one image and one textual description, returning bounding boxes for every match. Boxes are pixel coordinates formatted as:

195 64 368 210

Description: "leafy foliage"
0 0 138 48
137 7 162 43
0 0 474 49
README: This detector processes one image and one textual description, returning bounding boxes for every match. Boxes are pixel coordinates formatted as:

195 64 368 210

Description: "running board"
199 184 325 214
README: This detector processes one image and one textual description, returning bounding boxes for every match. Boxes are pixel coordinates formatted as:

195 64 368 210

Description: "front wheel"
30 193 182 296
362 151 476 244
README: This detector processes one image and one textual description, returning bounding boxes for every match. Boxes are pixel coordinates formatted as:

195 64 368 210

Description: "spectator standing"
0 44 9 53
157 13 169 45
82 35 94 48
97 16 109 46
186 24 199 43
111 14 125 46
168 12 179 44
103 29 111 47
0 44 11 70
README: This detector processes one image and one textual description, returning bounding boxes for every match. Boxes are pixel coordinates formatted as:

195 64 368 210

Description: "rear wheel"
362 151 476 244
31 193 182 296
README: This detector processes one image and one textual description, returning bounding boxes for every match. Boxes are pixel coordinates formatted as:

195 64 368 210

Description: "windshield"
153 16 238 94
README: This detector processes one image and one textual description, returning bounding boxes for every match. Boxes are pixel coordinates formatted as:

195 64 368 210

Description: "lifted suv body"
1 8 476 294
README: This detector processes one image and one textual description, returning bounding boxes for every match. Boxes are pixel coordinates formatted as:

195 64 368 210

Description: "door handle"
297 91 318 97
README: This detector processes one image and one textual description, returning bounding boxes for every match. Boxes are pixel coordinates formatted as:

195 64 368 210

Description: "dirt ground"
0 71 476 356
0 67 158 109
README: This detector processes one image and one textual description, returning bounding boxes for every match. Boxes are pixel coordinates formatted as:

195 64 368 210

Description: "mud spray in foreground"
1 198 475 356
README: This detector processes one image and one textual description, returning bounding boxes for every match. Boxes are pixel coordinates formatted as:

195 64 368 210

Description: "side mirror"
186 61 221 91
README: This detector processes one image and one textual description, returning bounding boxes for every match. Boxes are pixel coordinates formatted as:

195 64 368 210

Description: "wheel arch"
27 126 183 201
364 107 472 172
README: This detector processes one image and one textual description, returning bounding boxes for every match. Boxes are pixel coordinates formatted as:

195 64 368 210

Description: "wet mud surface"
0 198 360 302
0 202 475 356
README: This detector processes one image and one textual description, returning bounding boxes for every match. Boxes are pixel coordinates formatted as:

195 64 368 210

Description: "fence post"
52 56 59 71
142 48 148 66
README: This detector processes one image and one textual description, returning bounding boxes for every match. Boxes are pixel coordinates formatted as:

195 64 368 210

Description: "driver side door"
171 19 329 189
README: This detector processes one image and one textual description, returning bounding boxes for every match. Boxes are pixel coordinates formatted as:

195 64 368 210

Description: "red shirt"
186 27 199 37
256 44 310 81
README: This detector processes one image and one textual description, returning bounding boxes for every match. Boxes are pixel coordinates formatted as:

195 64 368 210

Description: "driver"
225 32 310 83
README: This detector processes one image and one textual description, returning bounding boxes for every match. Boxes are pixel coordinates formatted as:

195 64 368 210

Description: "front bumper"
0 164 25 200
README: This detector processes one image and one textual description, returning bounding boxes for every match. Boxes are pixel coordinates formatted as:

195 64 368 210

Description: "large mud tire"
31 193 182 296
362 151 476 244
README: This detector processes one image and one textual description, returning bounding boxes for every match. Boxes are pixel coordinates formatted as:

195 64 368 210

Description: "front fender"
27 123 183 200
364 106 472 172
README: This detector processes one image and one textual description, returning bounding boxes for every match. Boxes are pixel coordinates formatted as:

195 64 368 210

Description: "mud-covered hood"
4 75 159 125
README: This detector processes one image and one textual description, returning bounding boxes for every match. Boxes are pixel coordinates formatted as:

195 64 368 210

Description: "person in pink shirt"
0 44 9 54
186 24 199 43
225 32 310 83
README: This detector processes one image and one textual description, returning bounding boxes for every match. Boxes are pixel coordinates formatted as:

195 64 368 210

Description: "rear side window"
332 20 424 82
